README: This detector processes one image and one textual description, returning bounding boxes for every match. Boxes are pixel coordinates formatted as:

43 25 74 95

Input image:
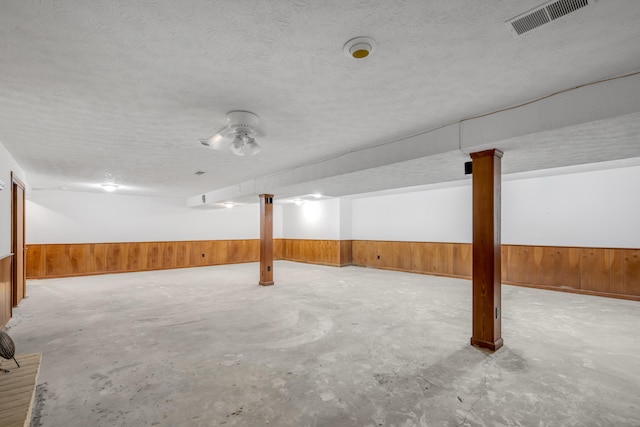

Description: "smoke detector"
344 37 377 59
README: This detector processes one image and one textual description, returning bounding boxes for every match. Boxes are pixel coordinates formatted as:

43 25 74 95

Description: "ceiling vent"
506 0 596 36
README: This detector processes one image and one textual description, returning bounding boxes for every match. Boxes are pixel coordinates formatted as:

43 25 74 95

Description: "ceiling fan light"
245 139 261 155
229 133 261 156
229 134 246 156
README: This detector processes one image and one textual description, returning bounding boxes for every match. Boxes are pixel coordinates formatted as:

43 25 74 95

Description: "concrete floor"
6 261 640 426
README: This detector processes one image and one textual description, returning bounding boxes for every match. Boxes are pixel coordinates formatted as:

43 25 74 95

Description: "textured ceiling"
1 0 640 199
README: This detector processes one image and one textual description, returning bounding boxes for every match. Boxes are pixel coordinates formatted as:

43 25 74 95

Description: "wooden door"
12 173 26 307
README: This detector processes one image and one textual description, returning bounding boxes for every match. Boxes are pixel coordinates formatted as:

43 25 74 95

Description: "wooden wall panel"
25 245 45 279
274 239 283 260
24 240 640 301
174 241 191 267
365 241 379 267
214 240 230 264
606 249 625 295
417 242 435 274
0 255 12 328
162 242 177 269
506 246 532 285
566 247 581 290
45 245 71 277
624 249 640 296
503 245 639 300
352 241 468 279
228 240 258 263
189 241 206 266
67 244 94 275
340 240 353 266
26 240 261 279
501 246 507 282
580 248 607 292
127 243 149 272
412 242 455 277
278 239 346 266
453 243 472 278
352 241 366 266
146 242 163 270
532 247 560 287
409 242 425 273
106 243 128 272
377 241 411 271
93 244 106 273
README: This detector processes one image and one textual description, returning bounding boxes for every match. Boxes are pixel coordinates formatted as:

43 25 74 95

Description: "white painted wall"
352 165 640 249
0 141 27 255
339 199 352 240
282 198 342 240
27 190 283 244
352 185 472 243
24 165 640 249
502 166 640 248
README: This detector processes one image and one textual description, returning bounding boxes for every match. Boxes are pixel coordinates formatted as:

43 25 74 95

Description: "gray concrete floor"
6 261 640 426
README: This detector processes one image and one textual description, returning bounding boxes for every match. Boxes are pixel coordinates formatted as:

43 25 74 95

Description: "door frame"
11 171 26 307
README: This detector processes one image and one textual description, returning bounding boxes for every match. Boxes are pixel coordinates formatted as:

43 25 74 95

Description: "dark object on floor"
0 331 20 372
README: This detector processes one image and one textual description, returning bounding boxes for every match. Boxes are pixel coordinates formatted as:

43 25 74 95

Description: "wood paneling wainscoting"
352 241 472 278
502 245 640 300
25 239 639 301
0 254 12 328
279 239 352 267
352 240 640 301
26 240 260 279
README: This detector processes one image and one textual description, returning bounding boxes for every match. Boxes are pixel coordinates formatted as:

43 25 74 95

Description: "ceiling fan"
200 110 262 156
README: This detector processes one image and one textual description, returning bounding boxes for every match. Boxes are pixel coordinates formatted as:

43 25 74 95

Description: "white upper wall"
352 165 640 248
339 199 352 240
352 185 473 243
0 141 27 255
282 198 343 240
24 164 640 249
27 189 283 244
502 166 640 248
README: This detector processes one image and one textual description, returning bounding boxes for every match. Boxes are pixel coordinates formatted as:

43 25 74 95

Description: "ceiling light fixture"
344 36 377 59
293 199 304 206
229 131 261 156
101 184 118 192
312 193 322 199
223 202 234 209
200 111 263 156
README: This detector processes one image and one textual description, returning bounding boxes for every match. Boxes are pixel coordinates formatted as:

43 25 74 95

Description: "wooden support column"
259 194 274 286
470 149 503 351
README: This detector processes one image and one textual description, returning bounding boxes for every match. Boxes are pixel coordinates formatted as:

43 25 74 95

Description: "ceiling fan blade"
199 126 230 150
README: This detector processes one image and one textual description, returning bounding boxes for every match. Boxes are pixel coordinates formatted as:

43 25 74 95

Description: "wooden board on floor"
0 353 42 427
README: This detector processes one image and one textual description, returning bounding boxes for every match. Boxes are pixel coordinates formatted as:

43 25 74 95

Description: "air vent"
194 171 206 175
506 0 596 36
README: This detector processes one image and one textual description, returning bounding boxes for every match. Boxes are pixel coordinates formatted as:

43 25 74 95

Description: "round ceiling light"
101 183 118 192
344 36 377 59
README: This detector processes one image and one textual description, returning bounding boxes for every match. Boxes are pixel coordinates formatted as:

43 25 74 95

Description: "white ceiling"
1 0 640 201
